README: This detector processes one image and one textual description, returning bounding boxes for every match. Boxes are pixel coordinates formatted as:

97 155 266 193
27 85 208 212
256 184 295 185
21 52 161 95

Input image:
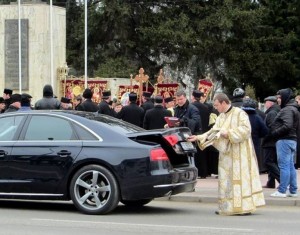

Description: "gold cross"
135 68 149 104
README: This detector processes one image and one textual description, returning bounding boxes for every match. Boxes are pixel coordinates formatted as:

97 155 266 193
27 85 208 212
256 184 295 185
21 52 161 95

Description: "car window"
24 116 77 141
73 124 98 140
0 116 24 141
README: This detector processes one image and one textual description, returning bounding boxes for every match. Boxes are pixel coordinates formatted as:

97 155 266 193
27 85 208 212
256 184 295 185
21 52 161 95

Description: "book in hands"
164 117 179 127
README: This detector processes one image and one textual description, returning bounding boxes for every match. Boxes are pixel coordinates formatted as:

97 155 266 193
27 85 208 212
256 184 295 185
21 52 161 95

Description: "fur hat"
3 88 13 95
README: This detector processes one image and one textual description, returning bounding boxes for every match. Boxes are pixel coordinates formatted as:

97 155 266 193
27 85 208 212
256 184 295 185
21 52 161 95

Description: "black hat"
83 88 93 99
102 90 111 99
164 97 173 103
142 91 151 98
192 90 204 98
61 97 71 103
129 92 137 102
0 97 5 104
154 95 163 104
10 94 22 103
3 88 13 95
264 96 277 103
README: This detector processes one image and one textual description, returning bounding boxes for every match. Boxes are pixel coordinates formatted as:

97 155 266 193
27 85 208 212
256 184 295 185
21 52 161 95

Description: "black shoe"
215 211 219 215
237 212 252 216
262 185 275 189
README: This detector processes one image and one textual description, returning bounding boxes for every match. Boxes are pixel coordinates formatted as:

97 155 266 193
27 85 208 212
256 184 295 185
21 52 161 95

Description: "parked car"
0 110 197 214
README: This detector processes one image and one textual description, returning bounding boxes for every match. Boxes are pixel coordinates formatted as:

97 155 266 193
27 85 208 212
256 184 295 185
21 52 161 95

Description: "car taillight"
164 134 179 146
150 148 169 161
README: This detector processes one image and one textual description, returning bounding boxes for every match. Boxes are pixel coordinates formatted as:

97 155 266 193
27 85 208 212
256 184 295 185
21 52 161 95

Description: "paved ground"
158 169 300 207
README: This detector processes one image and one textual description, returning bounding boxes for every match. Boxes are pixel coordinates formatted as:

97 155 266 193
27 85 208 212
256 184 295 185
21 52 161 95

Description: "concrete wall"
0 3 66 103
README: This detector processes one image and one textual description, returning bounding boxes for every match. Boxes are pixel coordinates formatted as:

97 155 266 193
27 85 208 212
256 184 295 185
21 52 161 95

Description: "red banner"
156 83 179 98
61 80 107 104
198 79 213 100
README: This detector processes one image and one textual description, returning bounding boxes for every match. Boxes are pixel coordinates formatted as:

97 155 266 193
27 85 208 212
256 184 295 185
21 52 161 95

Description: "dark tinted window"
73 124 98 140
24 115 77 140
0 116 24 141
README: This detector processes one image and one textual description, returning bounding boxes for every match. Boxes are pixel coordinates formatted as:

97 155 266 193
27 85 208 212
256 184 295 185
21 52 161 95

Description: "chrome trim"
0 193 63 196
153 180 197 188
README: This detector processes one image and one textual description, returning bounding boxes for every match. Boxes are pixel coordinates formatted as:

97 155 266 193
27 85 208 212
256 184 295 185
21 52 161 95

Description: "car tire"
70 164 120 215
120 199 153 207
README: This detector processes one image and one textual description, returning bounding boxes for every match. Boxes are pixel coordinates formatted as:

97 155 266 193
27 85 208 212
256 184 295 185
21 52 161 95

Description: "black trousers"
194 146 208 178
263 147 280 187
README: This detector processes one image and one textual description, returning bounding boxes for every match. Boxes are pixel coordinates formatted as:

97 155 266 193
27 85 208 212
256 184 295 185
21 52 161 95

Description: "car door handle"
57 150 71 157
0 150 8 157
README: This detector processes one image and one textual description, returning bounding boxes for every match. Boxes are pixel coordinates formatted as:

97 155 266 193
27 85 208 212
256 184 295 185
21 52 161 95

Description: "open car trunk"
127 127 197 167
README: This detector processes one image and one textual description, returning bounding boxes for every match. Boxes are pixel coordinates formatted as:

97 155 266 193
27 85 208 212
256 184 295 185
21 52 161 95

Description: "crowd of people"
1 84 300 216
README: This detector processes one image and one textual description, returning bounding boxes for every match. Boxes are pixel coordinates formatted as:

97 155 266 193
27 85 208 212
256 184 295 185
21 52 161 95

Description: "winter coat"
174 100 201 134
143 105 172 130
270 88 299 141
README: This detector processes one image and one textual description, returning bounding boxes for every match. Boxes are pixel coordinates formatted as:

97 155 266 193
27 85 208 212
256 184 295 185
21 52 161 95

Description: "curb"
155 192 300 207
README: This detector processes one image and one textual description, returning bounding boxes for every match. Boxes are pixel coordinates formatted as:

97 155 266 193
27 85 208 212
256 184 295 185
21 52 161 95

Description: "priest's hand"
186 135 198 142
220 129 228 139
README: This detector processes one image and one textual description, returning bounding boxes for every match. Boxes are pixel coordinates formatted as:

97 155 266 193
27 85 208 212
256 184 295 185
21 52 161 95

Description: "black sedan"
0 110 197 214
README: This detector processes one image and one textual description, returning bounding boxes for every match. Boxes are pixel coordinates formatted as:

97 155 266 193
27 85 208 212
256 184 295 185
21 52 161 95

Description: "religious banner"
156 83 179 99
198 79 213 101
118 85 139 106
61 80 107 104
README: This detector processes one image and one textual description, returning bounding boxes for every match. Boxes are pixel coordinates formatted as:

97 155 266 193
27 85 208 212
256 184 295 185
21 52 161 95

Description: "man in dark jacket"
143 96 172 130
141 91 154 113
173 90 201 134
77 88 99 112
98 90 116 117
35 85 60 110
270 88 299 198
117 93 144 127
262 96 281 188
191 90 210 178
5 94 22 112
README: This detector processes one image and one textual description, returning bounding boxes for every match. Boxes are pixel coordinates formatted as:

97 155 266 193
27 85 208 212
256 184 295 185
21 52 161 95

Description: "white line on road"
32 218 253 232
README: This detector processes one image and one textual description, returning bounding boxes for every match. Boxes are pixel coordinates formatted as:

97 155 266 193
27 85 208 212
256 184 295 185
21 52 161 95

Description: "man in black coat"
117 93 144 127
143 96 172 130
5 94 21 112
77 88 99 112
98 90 116 117
191 90 210 178
141 91 154 113
262 96 281 188
173 90 201 134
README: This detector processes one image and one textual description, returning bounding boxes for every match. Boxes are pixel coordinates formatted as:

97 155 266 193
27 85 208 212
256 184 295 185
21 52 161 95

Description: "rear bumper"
153 179 197 195
120 166 198 200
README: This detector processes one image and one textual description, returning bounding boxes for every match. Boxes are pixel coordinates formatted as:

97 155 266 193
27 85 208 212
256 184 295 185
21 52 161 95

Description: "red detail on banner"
198 79 213 100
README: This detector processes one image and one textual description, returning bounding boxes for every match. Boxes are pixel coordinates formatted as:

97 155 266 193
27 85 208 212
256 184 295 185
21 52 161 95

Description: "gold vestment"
197 107 265 215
